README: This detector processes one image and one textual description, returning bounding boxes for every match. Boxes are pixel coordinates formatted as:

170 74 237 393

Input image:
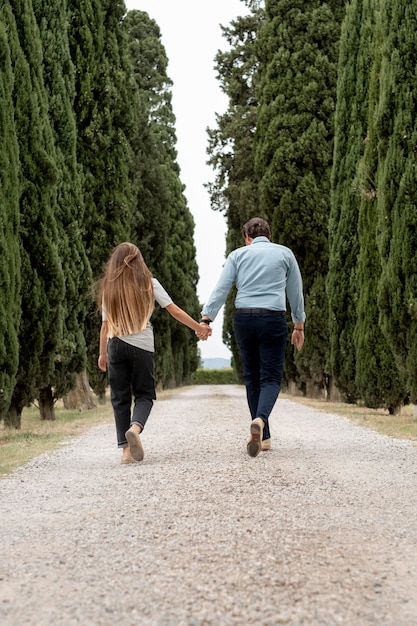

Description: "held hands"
195 323 212 341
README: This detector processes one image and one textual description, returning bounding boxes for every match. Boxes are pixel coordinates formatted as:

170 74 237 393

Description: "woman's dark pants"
234 310 288 440
107 338 156 448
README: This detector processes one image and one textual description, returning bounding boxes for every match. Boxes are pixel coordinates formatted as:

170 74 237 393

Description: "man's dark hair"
242 217 271 240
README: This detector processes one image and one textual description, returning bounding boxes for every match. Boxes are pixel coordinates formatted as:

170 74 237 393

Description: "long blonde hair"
98 242 154 337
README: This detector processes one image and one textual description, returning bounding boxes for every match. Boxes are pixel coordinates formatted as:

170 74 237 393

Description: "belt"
236 308 286 316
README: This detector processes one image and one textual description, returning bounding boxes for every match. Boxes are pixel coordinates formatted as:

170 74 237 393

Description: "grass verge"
284 394 417 443
0 402 113 477
0 389 179 477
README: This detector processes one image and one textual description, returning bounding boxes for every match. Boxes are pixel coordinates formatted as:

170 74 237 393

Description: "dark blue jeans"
107 337 156 448
234 310 288 440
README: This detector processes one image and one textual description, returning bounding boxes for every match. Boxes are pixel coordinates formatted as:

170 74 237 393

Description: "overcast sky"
124 0 248 360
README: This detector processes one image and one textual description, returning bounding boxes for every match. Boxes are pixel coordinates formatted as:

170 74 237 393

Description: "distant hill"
202 358 231 370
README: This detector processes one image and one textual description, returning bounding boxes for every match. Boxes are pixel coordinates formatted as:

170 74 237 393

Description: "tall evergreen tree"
353 3 406 412
160 179 200 386
32 0 92 417
0 16 21 419
4 0 66 427
125 10 200 387
255 0 345 395
122 9 170 268
327 0 371 402
67 0 136 397
376 0 417 402
206 2 264 379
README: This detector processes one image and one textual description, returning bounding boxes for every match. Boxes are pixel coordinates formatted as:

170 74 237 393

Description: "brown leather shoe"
261 438 271 451
125 427 144 461
247 418 264 457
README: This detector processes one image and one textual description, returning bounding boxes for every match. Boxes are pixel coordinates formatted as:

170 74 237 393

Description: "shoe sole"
247 421 262 457
125 429 144 462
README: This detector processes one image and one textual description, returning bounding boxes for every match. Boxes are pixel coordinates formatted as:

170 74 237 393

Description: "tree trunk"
63 371 96 410
96 390 106 406
328 377 342 403
4 402 22 429
388 403 401 416
39 385 56 421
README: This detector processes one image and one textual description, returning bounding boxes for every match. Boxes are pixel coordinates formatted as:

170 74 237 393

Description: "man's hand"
291 329 304 351
195 323 212 341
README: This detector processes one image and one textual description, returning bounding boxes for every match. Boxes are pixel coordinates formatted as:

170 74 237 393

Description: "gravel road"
1 384 417 626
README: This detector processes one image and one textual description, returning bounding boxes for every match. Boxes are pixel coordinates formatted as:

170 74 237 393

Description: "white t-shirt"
102 278 173 352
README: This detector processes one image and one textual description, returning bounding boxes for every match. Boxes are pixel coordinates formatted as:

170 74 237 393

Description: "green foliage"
192 369 238 385
125 10 200 387
295 275 330 393
4 0 66 425
163 196 200 385
32 0 92 405
67 0 137 396
4 0 415 420
353 5 406 412
123 10 170 268
327 0 372 402
376 0 417 402
328 0 417 409
0 1 204 424
206 5 264 381
256 0 345 393
0 16 21 417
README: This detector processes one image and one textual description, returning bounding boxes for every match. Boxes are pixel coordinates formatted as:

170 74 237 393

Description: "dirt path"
1 385 416 625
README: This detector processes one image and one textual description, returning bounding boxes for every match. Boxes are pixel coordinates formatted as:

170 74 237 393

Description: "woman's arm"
98 321 109 371
165 303 211 340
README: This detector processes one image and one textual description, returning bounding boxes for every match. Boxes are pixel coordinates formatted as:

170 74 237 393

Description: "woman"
98 242 211 464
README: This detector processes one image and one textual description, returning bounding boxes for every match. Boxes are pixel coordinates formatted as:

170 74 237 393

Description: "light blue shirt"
201 237 305 324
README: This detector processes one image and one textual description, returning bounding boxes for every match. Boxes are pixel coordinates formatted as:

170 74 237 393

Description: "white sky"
124 0 247 360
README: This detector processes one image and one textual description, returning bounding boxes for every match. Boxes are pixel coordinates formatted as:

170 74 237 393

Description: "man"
199 217 305 457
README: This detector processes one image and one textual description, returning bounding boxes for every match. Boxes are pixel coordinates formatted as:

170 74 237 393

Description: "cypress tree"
5 0 66 427
207 3 264 381
125 10 200 387
68 0 134 263
0 16 21 419
122 10 167 258
376 0 417 402
31 0 92 417
160 180 200 386
67 0 136 398
353 2 406 412
327 0 371 401
122 9 171 277
255 0 345 395
124 9 173 386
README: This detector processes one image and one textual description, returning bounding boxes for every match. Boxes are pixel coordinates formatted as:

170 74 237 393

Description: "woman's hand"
98 354 108 371
195 323 212 341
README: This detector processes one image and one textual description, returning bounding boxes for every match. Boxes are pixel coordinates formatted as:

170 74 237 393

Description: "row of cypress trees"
0 1 200 427
328 0 417 411
207 0 417 411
